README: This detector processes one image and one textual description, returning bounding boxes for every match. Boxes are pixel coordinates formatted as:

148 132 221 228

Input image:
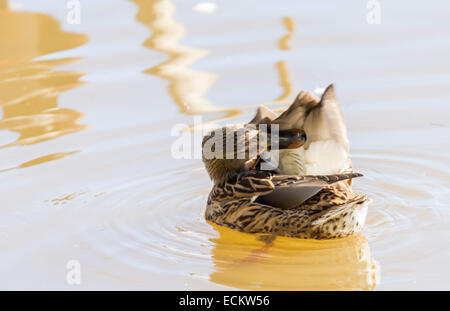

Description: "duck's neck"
206 158 248 185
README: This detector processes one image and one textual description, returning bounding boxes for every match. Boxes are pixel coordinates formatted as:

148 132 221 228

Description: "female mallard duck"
202 84 371 239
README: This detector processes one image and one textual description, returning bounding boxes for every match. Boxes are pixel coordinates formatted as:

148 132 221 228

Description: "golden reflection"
0 10 88 152
132 0 240 124
275 17 295 102
209 224 379 290
0 151 79 173
275 61 293 101
278 17 295 51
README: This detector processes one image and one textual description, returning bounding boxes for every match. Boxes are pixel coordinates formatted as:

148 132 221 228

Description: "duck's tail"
268 84 352 176
303 84 349 153
311 195 372 228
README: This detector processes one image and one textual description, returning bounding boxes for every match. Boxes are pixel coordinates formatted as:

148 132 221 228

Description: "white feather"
313 87 325 97
304 140 348 175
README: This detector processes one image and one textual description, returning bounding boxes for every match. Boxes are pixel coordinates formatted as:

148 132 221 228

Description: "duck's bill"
269 129 307 150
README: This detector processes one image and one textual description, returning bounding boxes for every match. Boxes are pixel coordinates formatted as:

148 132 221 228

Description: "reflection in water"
132 3 379 290
278 17 295 51
133 0 299 126
0 151 79 173
132 0 240 123
209 224 379 290
0 8 88 165
275 17 294 101
275 61 292 101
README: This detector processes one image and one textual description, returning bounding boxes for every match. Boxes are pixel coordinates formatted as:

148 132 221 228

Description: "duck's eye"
300 132 307 142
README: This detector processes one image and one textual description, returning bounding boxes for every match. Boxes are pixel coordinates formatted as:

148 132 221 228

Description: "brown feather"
304 84 349 151
271 91 320 130
249 106 278 125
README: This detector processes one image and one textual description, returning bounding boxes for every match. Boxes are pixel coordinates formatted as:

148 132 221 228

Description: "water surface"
0 0 449 290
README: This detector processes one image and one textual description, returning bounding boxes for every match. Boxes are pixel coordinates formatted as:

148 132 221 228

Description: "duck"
201 84 371 239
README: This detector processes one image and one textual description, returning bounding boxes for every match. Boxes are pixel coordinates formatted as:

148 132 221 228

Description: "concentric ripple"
32 130 439 291
73 164 375 289
352 147 450 288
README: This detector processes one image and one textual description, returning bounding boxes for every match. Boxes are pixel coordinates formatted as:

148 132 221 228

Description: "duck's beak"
269 128 307 150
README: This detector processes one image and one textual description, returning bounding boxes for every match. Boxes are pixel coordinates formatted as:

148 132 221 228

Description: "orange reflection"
275 60 293 101
0 10 88 151
0 151 79 173
278 16 295 51
209 224 379 290
131 0 240 126
275 17 294 102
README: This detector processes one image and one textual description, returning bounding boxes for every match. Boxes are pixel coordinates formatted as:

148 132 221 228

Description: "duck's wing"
248 106 278 125
210 170 276 201
211 170 362 209
257 173 362 209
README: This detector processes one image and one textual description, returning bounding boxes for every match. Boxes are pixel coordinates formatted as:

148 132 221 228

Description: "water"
0 0 449 290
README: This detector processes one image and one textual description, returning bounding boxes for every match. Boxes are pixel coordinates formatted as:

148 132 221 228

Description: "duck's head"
202 123 306 184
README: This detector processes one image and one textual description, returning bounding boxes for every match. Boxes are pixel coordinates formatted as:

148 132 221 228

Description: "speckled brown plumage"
202 84 371 239
205 170 370 239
